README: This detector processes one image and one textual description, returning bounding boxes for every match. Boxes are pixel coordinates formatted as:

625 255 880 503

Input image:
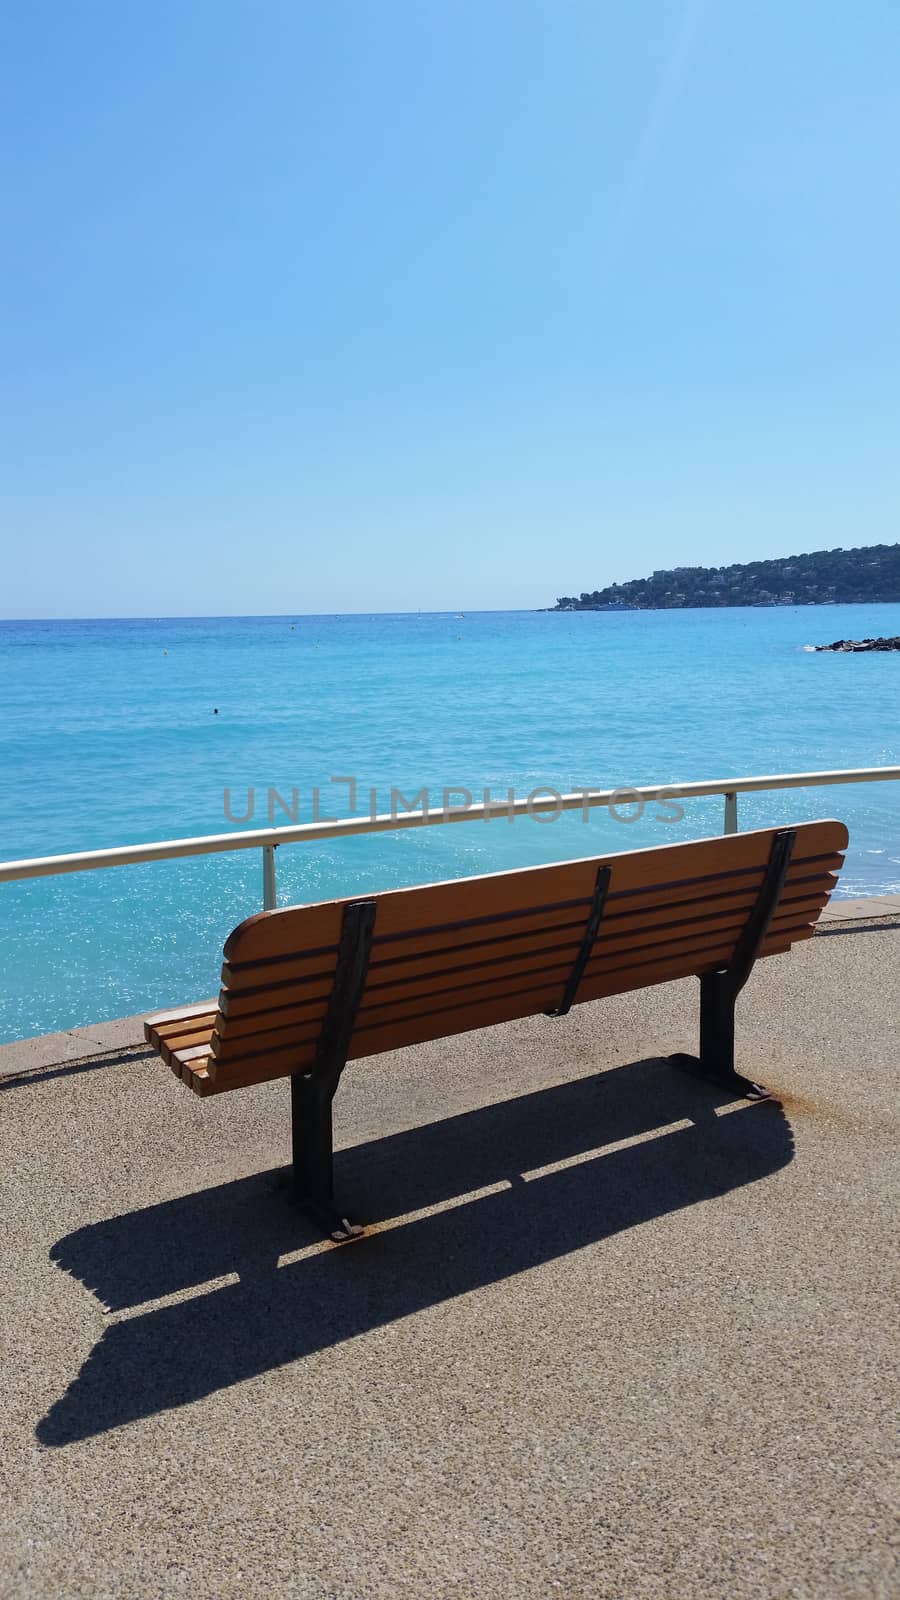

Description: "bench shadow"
38 1057 794 1447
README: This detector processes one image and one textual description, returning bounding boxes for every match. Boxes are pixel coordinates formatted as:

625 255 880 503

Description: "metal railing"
0 766 898 910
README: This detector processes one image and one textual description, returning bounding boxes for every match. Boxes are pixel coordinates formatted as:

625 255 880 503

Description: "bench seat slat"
154 1027 215 1067
145 1007 216 1051
173 1043 212 1064
178 1061 215 1096
145 1000 218 1029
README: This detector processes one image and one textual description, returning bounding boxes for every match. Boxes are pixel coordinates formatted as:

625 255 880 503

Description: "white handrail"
0 766 898 887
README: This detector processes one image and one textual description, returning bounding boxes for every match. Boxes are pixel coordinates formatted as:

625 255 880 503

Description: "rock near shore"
814 635 900 652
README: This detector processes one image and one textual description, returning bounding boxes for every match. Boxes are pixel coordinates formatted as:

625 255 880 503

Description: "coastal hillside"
554 542 900 610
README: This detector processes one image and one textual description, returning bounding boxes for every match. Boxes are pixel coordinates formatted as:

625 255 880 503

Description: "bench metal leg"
669 974 769 1101
667 830 797 1103
698 971 768 1099
287 897 377 1243
699 969 737 1079
291 1072 363 1242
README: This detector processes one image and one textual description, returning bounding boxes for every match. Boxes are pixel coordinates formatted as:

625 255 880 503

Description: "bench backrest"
175 819 846 1092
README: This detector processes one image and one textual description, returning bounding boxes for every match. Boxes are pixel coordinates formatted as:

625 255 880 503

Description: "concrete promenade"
1 904 898 1599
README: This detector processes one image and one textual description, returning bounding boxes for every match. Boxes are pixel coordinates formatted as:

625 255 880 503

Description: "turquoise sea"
1 604 899 1044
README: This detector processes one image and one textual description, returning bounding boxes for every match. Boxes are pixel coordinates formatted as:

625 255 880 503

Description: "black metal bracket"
726 828 797 997
670 828 797 1099
291 898 376 1240
546 864 612 1017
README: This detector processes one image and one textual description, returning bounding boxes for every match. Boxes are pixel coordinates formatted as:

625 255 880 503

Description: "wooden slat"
205 922 813 1093
576 925 814 1004
347 914 815 1044
359 883 831 991
211 1014 321 1061
155 1024 216 1067
217 988 328 1036
349 895 828 1027
145 1007 217 1066
145 1000 217 1029
221 950 338 1000
220 907 586 1002
172 1043 211 1068
217 855 845 1001
217 861 841 1006
150 821 847 1096
211 890 830 1057
148 1017 216 1068
348 923 818 1066
150 1013 217 1050
602 853 842 907
207 913 818 1090
221 823 847 969
180 1061 215 1096
155 1007 217 1034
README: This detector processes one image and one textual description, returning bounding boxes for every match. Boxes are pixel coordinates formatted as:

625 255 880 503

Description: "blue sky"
2 0 899 616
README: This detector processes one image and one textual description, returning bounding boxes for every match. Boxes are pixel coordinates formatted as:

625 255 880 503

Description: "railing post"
723 792 738 835
262 845 277 910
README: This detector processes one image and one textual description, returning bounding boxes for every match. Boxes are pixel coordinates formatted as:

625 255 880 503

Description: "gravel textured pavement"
0 917 898 1600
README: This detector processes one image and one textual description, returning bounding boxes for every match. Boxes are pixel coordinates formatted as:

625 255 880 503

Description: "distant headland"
551 542 900 610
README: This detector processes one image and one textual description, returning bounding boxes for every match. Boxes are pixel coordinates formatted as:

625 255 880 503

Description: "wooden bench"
145 820 847 1238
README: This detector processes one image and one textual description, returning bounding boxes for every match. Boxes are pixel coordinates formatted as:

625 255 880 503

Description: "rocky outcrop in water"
814 636 900 652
